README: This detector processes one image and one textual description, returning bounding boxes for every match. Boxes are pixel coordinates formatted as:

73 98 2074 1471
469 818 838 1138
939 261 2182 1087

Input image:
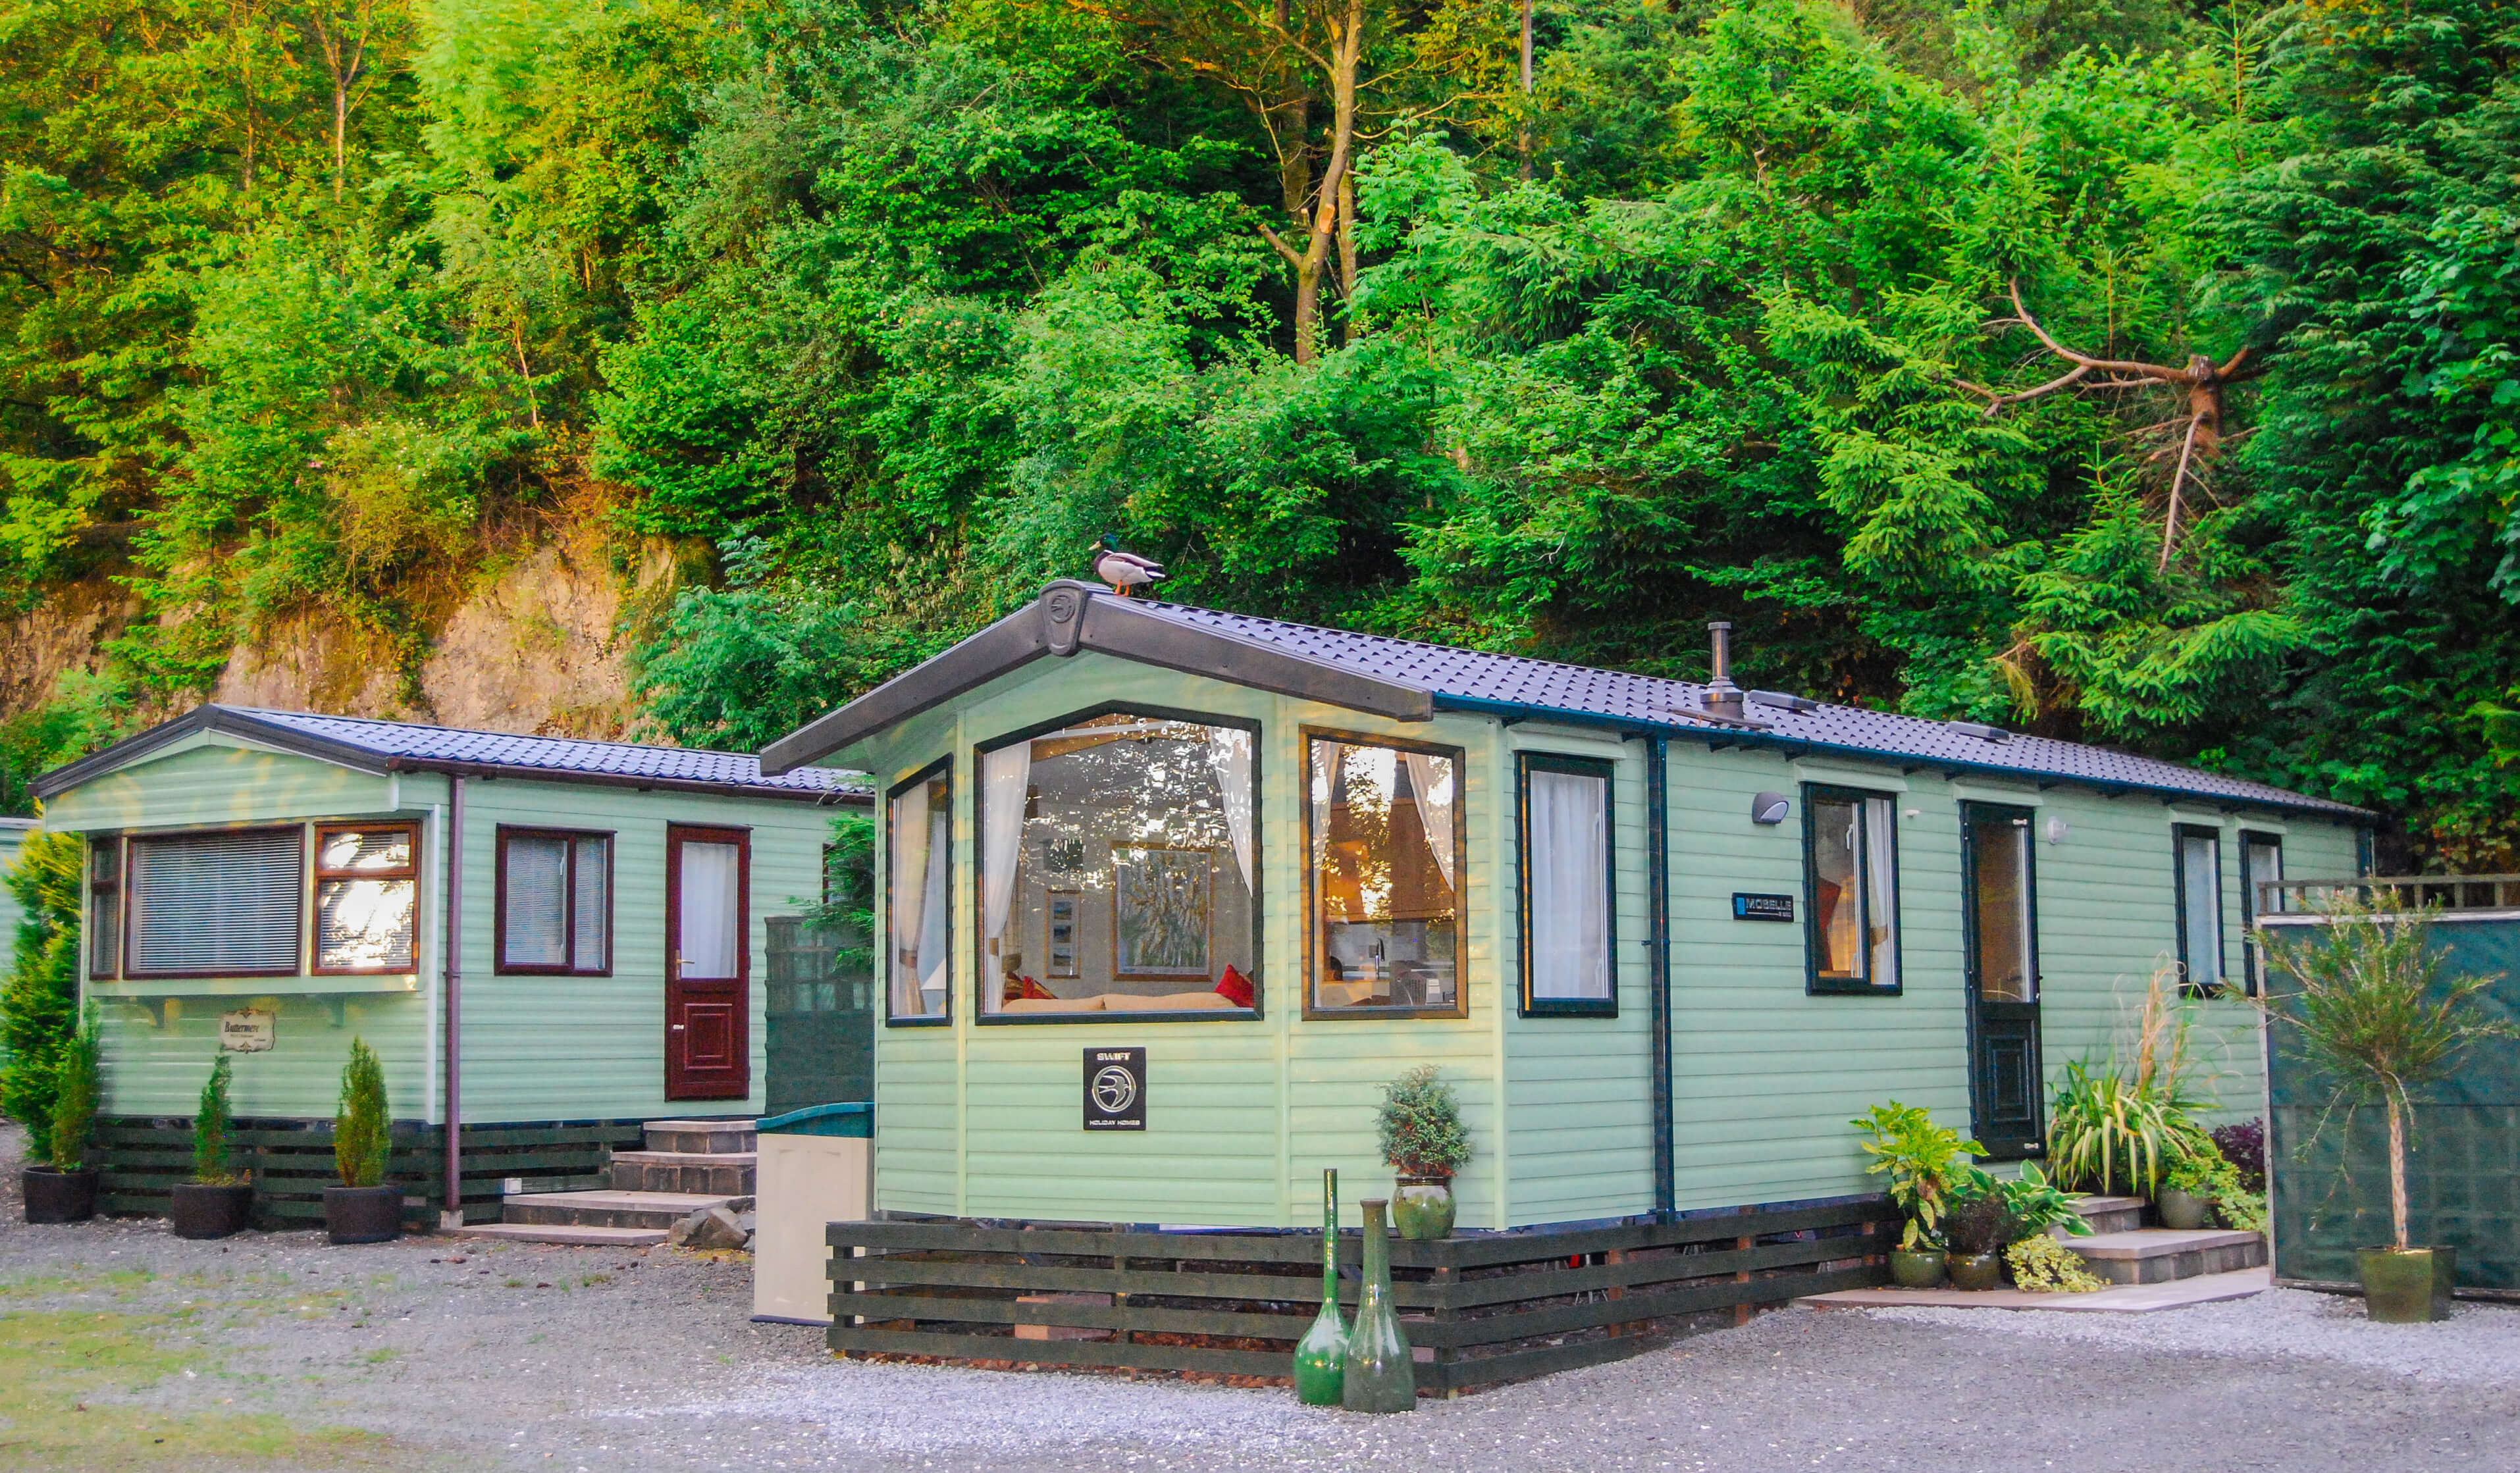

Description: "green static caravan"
30 706 864 1223
760 581 2371 1233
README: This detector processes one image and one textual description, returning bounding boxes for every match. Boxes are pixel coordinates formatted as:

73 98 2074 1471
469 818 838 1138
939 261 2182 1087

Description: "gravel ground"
6 1124 2517 1473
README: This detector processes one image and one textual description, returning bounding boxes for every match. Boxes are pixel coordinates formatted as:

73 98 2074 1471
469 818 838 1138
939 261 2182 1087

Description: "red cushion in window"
1214 966 1255 1008
1005 974 1055 1002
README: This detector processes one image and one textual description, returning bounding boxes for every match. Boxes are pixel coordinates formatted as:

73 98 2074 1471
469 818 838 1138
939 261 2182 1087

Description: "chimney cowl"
1703 620 1745 719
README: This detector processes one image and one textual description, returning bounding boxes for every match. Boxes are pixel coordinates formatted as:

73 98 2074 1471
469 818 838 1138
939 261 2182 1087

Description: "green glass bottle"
1341 1198 1415 1413
1292 1168 1347 1406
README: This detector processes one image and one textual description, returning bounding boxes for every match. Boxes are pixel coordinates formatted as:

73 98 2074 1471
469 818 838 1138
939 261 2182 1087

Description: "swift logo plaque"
1084 1047 1146 1131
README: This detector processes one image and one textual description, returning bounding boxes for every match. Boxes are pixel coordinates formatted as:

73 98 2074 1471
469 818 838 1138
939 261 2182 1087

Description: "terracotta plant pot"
169 1182 254 1240
1390 1177 1456 1240
2157 1189 2211 1231
1889 1248 1947 1289
324 1184 404 1245
2359 1245 2457 1324
1946 1251 2005 1291
22 1168 99 1224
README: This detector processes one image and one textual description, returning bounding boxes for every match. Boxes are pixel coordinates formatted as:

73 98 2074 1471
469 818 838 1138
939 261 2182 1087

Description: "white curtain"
1863 796 1899 989
891 784 933 1014
918 807 951 1006
679 841 741 979
981 742 1032 954
1207 727 1255 892
1528 769 1610 1000
1402 752 1458 894
2182 833 2222 988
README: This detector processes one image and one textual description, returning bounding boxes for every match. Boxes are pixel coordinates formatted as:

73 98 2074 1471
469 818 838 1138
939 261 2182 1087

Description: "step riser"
2076 1208 2145 1235
643 1121 758 1155
612 1162 756 1195
2078 1239 2266 1286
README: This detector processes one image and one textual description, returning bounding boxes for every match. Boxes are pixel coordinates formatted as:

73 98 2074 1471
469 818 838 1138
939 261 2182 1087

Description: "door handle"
671 1024 687 1031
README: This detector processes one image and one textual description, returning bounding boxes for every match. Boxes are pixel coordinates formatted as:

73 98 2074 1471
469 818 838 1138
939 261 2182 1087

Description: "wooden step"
501 1189 754 1231
2067 1195 2147 1235
455 1222 670 1247
643 1119 758 1155
610 1150 757 1196
2063 1228 2266 1285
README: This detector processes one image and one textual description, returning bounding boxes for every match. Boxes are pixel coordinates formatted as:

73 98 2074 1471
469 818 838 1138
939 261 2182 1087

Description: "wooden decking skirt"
826 1197 1897 1391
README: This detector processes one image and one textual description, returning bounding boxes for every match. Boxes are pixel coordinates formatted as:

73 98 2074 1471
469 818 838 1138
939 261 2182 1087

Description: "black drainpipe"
442 775 465 1229
1646 735 1675 1222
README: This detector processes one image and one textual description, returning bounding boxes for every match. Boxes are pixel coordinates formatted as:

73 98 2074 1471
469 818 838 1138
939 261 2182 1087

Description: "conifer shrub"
334 1039 390 1189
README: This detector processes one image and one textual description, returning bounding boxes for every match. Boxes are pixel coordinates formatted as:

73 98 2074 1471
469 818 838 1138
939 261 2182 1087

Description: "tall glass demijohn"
1341 1198 1415 1412
1292 1169 1347 1406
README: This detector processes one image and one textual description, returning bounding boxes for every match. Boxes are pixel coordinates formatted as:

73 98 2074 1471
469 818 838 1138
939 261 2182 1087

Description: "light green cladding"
847 648 2361 1231
43 733 833 1125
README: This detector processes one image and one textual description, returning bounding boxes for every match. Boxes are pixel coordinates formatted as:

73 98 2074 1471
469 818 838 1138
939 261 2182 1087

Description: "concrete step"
644 1119 757 1155
455 1222 670 1248
2063 1228 2266 1286
610 1150 757 1196
2068 1195 2147 1235
501 1189 754 1231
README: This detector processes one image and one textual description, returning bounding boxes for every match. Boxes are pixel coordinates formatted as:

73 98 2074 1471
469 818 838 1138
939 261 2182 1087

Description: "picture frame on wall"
1045 891 1080 979
1111 845 1213 980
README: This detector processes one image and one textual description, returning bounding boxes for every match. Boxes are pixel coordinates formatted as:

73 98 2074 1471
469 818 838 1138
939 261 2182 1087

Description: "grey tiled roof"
1128 602 2364 819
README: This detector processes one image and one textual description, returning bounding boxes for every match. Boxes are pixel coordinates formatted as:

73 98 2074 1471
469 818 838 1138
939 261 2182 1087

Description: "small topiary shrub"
1376 1066 1471 1179
2007 1233 2105 1293
48 1010 101 1174
334 1039 390 1189
194 1054 248 1187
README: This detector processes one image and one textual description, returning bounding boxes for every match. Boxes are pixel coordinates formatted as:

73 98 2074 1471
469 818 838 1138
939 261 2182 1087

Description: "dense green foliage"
48 1010 100 1174
3 0 2513 858
0 831 82 1162
194 1054 243 1185
334 1037 392 1188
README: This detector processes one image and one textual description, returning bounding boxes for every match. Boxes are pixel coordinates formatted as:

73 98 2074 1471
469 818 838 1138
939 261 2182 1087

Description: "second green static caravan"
762 581 2368 1230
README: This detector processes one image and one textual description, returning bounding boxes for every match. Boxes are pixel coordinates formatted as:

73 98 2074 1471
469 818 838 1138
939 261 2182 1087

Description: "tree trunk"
2386 1092 2410 1252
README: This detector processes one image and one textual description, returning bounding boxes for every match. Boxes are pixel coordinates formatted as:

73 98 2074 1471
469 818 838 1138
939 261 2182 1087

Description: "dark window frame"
1301 726 1472 1022
311 821 422 977
2238 828 2282 998
1800 783 1903 997
492 825 616 977
88 835 123 980
884 757 955 1028
2172 823 2226 998
121 825 307 980
970 702 1265 1026
1516 751 1619 1018
1959 802 2040 1006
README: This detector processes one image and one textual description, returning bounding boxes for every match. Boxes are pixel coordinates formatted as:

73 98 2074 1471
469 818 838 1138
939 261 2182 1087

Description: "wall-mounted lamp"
2044 816 2070 845
1752 791 1791 825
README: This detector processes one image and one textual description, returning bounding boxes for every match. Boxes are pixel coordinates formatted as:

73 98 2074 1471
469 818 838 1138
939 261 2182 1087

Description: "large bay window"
1308 734 1463 1017
2175 825 2225 996
1804 787 1899 995
494 828 611 975
887 763 953 1022
315 824 420 974
125 827 306 978
974 710 1259 1020
1519 754 1614 1016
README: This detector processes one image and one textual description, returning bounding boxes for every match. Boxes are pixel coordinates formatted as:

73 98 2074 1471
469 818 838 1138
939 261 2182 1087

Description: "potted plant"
2257 900 2511 1323
324 1039 400 1244
25 1012 101 1224
5 832 91 1223
1941 1185 2016 1290
2044 966 2217 1199
1377 1066 1469 1239
170 1055 253 1239
1851 1102 1987 1288
2156 1154 2217 1230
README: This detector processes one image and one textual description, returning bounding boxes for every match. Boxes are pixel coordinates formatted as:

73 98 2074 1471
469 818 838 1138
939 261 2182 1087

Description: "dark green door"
1962 804 2044 1158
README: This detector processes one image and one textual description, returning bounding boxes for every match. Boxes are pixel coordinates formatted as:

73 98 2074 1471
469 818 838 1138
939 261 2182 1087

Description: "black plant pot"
169 1182 254 1239
23 1168 99 1224
324 1184 404 1245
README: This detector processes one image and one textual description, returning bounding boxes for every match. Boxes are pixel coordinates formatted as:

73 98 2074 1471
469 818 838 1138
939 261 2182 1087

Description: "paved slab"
456 1222 671 1247
1800 1264 2272 1313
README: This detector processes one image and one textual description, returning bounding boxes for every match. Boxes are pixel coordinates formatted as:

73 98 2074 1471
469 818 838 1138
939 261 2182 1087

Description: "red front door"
666 825 750 1100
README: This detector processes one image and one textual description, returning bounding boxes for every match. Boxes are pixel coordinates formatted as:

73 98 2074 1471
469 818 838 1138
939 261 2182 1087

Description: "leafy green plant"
2000 1162 2092 1241
0 831 82 1164
1377 1066 1471 1178
2166 1150 2268 1235
2253 900 2511 1251
1851 1102 1989 1249
2047 1061 2217 1197
2006 1233 2105 1293
193 1055 248 1188
334 1039 390 1189
47 1010 101 1174
1941 1188 2016 1258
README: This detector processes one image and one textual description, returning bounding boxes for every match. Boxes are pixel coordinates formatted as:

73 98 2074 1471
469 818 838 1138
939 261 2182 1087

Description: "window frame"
1800 783 1903 997
971 702 1265 1025
120 825 307 981
310 821 423 977
1301 726 1471 1022
884 758 955 1028
2238 829 2282 998
492 825 616 977
2172 823 2226 998
88 835 124 980
1516 751 1618 1018
1958 802 2039 1006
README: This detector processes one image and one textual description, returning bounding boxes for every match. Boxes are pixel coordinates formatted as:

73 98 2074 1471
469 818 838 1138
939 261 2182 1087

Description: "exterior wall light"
2045 816 2070 845
1752 792 1791 825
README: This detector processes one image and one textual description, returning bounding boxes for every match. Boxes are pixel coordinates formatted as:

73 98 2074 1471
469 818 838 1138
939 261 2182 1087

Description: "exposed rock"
669 1206 749 1251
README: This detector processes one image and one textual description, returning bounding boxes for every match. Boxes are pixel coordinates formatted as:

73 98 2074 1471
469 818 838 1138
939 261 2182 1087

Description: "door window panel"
1968 811 2035 1004
678 842 743 979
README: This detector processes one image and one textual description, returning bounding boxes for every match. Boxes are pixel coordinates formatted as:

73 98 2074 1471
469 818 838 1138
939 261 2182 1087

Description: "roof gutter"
377 758 865 807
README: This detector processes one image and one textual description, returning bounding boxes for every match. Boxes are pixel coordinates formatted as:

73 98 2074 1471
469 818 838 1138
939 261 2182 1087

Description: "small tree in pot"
27 1012 102 1223
1377 1066 1470 1239
2256 900 2513 1322
171 1055 253 1239
4 831 91 1222
325 1039 400 1244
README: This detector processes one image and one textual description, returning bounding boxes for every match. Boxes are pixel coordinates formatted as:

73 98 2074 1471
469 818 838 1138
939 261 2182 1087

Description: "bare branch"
2158 409 2206 571
1957 361 2092 417
2007 279 2190 381
1255 222 1305 267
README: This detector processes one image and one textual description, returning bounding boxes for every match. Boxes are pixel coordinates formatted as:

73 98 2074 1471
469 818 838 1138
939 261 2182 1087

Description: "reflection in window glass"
1310 738 1460 1013
315 826 419 973
2242 834 2281 995
1968 811 2034 1004
1809 792 1898 990
976 713 1257 1017
89 838 121 979
889 773 953 1019
2178 829 2223 994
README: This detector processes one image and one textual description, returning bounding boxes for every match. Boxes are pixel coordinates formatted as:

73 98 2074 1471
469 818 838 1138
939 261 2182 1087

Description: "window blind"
572 837 610 971
128 829 304 975
502 835 571 968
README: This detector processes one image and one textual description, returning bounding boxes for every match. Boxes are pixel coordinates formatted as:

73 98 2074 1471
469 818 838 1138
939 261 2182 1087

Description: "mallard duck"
1089 535 1165 598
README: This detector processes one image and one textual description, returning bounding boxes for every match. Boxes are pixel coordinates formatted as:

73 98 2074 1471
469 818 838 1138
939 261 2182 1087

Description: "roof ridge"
1139 600 1719 694
227 705 762 763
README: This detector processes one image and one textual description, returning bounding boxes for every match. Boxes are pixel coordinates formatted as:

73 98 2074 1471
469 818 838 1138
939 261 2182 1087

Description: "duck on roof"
764 580 2367 1233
